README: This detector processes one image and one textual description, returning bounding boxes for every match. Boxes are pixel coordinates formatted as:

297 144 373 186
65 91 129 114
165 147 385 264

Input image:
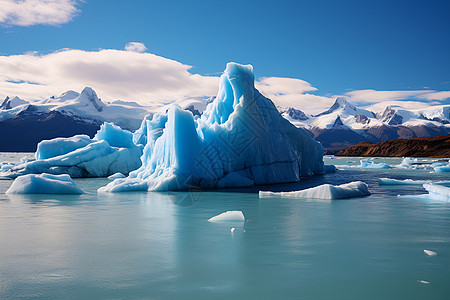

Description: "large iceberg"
100 63 324 192
6 173 83 194
0 123 143 178
259 181 370 200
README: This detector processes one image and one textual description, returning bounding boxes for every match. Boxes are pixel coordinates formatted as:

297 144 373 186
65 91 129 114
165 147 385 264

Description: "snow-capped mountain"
278 97 450 154
0 87 153 151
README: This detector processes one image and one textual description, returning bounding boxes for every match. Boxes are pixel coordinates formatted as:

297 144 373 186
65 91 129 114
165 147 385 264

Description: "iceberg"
100 63 324 192
0 122 143 178
208 211 245 223
422 184 450 202
259 181 370 200
6 173 83 194
359 160 391 169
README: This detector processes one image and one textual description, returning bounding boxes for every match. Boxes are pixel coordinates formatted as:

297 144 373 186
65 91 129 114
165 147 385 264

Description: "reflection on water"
0 157 449 299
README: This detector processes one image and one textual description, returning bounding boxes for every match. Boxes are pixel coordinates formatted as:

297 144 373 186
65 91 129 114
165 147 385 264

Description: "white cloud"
344 89 450 104
0 46 219 109
365 100 442 113
124 42 147 53
0 0 80 26
256 77 334 114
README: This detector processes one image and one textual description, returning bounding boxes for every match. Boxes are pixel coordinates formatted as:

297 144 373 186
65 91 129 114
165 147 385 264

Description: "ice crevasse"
100 63 324 192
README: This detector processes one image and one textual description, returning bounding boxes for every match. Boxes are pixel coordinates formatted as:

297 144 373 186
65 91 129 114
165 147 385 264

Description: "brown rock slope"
336 134 450 158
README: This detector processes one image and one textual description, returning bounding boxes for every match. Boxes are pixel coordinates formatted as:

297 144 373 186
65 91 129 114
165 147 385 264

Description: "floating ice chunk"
422 184 450 202
359 160 391 169
6 173 83 194
208 211 245 223
1 123 143 179
259 181 370 200
231 227 236 233
434 165 450 173
418 280 430 284
108 172 126 179
379 178 431 185
36 135 92 160
424 249 437 256
397 157 418 169
101 62 324 192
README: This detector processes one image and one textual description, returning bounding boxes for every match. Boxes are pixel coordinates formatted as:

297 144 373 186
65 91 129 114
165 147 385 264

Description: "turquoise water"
1 155 450 299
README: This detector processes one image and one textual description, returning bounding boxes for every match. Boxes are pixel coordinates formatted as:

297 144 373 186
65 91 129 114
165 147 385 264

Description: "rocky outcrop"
336 134 450 158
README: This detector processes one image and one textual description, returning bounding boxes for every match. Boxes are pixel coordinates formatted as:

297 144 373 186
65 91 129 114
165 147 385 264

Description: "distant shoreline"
336 134 450 158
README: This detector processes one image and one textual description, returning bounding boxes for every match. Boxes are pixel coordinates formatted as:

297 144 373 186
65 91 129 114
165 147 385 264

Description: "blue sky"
0 0 449 113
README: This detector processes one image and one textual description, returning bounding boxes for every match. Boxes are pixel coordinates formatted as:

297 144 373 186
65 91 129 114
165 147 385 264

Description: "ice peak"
202 62 255 125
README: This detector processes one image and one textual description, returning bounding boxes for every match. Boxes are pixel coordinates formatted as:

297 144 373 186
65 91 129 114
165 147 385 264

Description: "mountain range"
1 88 449 153
279 97 450 154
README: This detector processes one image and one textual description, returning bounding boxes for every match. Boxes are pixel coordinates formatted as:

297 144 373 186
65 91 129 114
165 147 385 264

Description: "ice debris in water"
422 184 450 202
379 178 450 186
259 181 370 200
108 172 126 179
424 249 437 256
208 211 245 223
359 160 391 169
379 178 431 185
0 123 143 179
100 62 324 192
418 280 430 284
6 173 83 194
434 164 450 173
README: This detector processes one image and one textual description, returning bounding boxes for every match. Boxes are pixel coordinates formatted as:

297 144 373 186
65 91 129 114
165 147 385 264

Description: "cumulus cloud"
0 46 219 109
344 89 450 104
256 77 335 114
0 0 81 26
0 44 449 115
124 42 147 53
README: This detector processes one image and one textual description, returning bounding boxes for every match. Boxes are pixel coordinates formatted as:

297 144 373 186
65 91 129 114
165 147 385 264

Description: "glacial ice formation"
208 211 245 223
0 123 143 178
6 173 83 194
259 181 370 200
100 63 324 192
359 160 391 169
422 184 450 202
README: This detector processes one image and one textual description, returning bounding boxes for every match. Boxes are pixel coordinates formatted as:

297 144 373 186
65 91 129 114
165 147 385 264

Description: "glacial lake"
1 154 450 299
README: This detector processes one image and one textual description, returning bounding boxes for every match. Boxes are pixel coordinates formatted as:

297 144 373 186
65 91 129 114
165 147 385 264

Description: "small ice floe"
359 160 391 169
208 211 245 223
6 173 84 194
418 280 430 285
397 157 421 169
231 227 236 233
434 165 450 173
108 172 126 180
378 178 431 186
424 249 437 256
422 184 450 202
259 181 370 200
